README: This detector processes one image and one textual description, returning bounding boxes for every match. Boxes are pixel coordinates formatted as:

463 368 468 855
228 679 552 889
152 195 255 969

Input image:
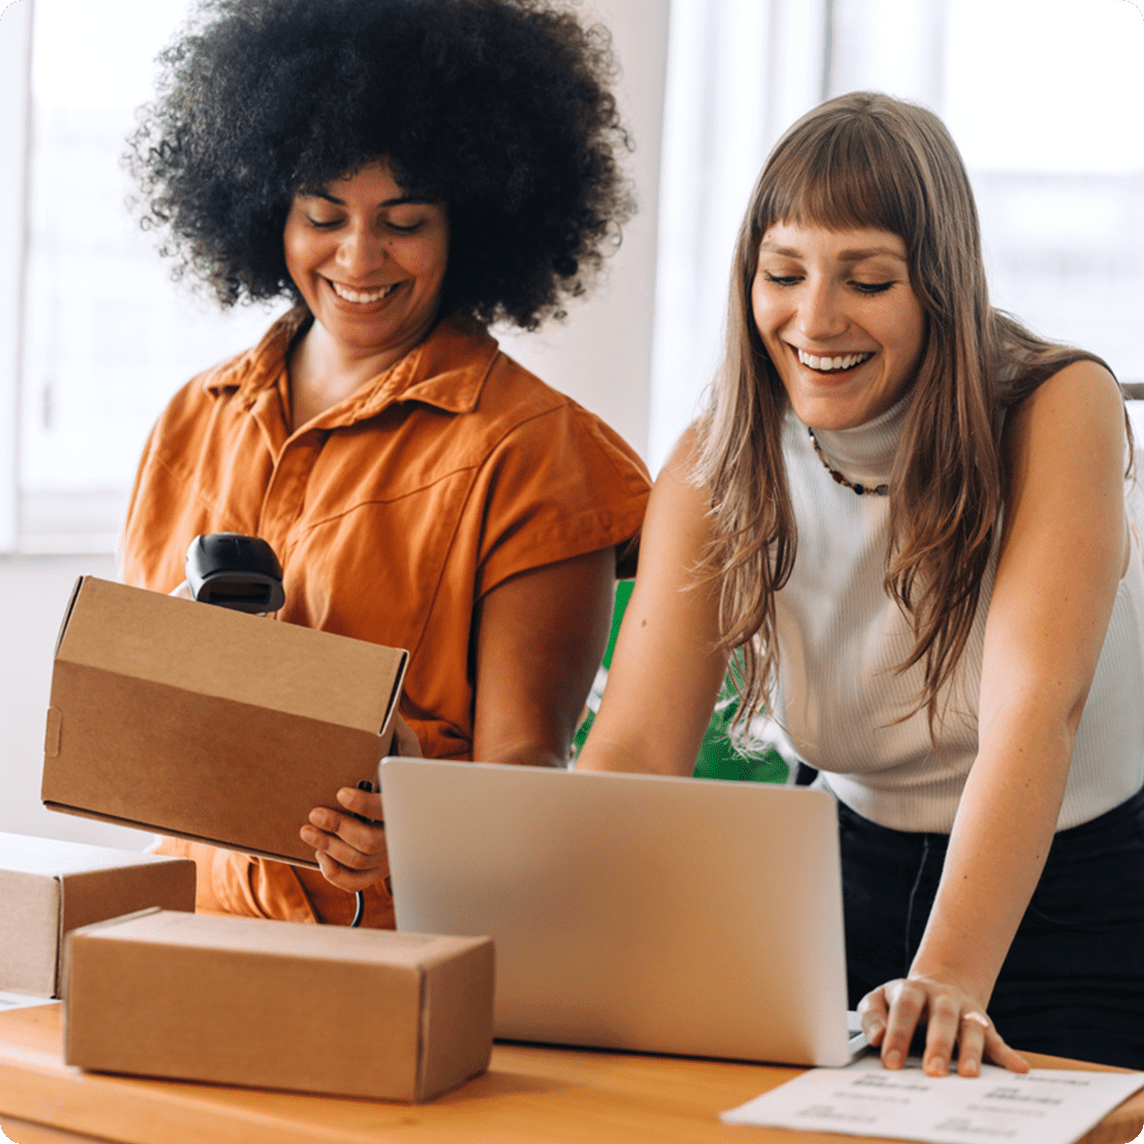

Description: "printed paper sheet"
722 1055 1144 1144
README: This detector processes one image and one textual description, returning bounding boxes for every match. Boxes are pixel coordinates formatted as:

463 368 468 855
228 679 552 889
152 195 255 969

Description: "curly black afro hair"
126 0 634 329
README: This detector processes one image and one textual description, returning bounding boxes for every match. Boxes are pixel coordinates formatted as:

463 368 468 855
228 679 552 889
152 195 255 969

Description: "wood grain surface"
0 1003 1140 1144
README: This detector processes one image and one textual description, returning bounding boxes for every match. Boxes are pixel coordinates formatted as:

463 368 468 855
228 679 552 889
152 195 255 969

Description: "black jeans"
839 785 1144 1069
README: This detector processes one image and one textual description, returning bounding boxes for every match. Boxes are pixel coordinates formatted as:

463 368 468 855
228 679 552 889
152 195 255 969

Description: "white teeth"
329 280 400 304
797 349 873 372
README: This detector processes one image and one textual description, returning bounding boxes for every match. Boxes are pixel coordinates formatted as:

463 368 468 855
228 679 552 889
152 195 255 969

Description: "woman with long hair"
578 91 1144 1073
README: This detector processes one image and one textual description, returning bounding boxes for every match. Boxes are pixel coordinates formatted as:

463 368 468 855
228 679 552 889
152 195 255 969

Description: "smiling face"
751 221 927 430
283 161 449 365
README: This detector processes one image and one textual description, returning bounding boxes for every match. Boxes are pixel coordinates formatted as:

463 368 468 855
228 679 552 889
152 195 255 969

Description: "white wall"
496 0 670 460
0 553 156 847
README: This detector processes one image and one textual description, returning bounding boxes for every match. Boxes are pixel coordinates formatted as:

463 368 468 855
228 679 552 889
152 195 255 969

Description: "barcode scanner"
184 533 285 614
184 532 367 927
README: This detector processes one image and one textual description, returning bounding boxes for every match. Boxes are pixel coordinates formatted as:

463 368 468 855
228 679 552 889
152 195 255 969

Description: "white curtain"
649 0 829 472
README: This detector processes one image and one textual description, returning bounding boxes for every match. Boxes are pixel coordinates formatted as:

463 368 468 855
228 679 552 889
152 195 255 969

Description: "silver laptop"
379 758 865 1067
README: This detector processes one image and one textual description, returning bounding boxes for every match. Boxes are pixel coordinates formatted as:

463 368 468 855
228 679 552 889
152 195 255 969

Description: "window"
945 0 1144 397
6 0 281 554
650 0 1144 469
3 0 1142 550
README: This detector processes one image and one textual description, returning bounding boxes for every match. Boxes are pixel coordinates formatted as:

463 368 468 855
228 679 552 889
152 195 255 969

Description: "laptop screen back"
380 758 852 1066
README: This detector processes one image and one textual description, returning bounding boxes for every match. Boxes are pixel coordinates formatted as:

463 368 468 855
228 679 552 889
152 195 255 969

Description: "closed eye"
761 271 802 287
852 281 895 295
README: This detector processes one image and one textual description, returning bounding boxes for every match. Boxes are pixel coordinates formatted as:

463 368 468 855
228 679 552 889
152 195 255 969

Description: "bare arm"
303 546 616 888
470 546 616 768
577 429 729 776
861 360 1130 1076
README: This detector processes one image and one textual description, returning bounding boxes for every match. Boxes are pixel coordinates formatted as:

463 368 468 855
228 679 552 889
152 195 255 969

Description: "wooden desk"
1 1004 1141 1144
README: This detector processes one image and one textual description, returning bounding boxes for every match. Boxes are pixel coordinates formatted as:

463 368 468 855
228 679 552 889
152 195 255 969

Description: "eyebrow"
307 191 434 208
760 242 907 263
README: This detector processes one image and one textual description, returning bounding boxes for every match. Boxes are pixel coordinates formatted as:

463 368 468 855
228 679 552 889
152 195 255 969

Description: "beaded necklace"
806 427 889 497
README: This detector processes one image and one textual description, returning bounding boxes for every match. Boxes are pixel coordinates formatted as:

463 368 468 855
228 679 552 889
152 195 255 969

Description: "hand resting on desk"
859 973 1029 1078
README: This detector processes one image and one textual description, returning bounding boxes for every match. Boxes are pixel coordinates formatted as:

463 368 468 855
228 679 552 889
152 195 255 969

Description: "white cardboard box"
0 832 195 997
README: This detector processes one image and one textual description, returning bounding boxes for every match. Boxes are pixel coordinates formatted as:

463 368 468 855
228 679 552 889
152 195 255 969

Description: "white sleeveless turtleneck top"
773 395 1144 832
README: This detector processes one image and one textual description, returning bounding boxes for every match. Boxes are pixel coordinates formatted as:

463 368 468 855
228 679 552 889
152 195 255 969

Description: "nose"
335 221 388 277
797 278 848 342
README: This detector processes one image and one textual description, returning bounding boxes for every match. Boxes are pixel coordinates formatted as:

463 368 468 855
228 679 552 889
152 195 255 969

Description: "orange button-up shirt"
121 311 650 925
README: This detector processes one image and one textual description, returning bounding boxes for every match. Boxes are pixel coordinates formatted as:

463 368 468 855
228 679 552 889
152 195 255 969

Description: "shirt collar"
204 309 500 424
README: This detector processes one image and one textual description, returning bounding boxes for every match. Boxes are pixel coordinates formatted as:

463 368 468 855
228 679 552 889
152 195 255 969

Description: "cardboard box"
42 577 407 867
0 833 195 997
63 909 494 1101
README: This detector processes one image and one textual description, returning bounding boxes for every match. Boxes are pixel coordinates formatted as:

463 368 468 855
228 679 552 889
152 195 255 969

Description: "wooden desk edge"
0 1004 1141 1144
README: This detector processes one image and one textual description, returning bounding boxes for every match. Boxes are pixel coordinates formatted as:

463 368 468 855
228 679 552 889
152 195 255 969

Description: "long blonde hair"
697 91 1117 738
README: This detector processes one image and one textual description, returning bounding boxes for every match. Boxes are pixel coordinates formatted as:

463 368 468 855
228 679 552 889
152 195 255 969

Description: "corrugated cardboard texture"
0 833 195 997
42 578 407 866
64 911 494 1101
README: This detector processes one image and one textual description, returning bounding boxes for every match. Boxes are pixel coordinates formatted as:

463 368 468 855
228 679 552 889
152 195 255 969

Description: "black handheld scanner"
184 533 285 614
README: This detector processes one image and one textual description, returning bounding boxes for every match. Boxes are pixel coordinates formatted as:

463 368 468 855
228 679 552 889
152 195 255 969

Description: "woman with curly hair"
578 92 1144 1072
121 0 650 927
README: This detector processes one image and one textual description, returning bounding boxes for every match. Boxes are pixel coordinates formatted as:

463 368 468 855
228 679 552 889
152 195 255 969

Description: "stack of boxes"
0 577 494 1102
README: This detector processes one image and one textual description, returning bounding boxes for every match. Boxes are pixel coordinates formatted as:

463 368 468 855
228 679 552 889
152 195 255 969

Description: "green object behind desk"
573 581 790 784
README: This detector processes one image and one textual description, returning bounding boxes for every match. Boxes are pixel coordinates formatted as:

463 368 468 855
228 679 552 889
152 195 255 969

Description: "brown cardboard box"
0 833 195 998
42 577 407 867
63 909 494 1101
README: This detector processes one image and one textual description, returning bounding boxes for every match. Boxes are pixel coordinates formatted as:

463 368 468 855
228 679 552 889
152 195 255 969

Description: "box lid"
74 909 483 968
55 578 405 733
0 832 173 879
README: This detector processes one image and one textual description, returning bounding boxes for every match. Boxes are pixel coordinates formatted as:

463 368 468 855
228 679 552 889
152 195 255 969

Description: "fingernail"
884 1050 903 1069
310 809 333 829
300 827 318 844
963 1059 980 1077
337 789 353 805
926 1057 946 1076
